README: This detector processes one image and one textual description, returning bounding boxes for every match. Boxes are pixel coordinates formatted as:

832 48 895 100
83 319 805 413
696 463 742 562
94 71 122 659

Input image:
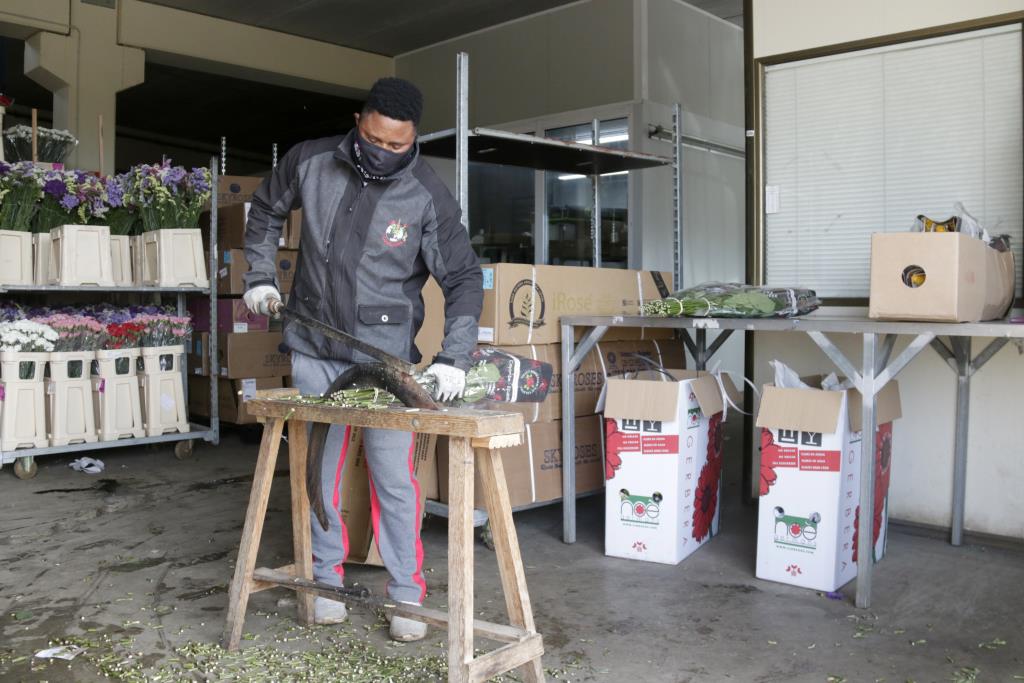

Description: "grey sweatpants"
291 352 426 604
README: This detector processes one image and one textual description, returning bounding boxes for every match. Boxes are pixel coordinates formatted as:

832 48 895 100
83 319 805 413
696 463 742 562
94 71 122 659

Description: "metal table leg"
561 323 608 543
856 333 877 609
805 330 934 609
680 327 733 372
929 336 1008 546
950 337 971 547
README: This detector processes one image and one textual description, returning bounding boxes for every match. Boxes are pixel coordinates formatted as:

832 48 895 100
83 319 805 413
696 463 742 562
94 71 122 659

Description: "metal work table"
559 312 1024 608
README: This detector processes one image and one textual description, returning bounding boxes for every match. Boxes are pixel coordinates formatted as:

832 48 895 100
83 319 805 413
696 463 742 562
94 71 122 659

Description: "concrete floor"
1 430 1022 682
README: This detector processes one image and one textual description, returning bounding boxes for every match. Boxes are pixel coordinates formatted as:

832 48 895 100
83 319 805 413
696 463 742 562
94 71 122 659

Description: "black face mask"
354 132 412 179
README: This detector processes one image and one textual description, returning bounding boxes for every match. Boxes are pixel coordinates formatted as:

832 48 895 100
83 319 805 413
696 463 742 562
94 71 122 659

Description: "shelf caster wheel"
13 457 37 480
480 521 495 551
174 440 195 460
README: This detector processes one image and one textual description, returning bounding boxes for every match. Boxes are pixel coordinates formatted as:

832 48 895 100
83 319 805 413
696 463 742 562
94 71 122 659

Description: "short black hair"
362 78 423 126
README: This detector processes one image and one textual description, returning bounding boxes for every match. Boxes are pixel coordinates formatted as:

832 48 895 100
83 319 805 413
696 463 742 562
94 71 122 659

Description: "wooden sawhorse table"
221 389 546 683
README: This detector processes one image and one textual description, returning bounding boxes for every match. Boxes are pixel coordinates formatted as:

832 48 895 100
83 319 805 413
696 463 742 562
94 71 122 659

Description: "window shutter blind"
764 25 1022 298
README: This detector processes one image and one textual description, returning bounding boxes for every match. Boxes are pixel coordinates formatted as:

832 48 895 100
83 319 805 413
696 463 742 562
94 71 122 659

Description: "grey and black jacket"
243 130 482 370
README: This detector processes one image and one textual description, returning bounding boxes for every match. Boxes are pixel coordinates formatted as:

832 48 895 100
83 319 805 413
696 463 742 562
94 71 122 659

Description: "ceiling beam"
117 0 393 97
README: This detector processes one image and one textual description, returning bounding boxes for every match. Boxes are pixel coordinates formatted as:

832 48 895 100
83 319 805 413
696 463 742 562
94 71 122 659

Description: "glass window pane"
469 157 535 264
545 118 629 268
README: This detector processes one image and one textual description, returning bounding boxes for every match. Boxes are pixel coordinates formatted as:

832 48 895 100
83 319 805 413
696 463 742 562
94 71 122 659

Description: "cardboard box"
193 331 290 379
411 272 675 368
285 209 302 250
216 175 265 207
413 268 671 362
603 370 725 565
483 340 685 423
188 375 283 424
336 428 437 566
869 232 1015 322
188 297 269 334
204 200 298 252
478 264 675 345
216 202 249 250
187 332 211 376
217 248 298 295
436 415 604 509
755 379 902 592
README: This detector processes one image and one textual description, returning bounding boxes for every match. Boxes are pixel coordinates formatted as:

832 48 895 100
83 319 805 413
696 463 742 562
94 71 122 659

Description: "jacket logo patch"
383 220 409 247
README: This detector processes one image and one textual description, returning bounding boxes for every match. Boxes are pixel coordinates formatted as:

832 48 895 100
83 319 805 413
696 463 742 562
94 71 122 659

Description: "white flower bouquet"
3 124 78 164
0 320 58 352
0 320 57 379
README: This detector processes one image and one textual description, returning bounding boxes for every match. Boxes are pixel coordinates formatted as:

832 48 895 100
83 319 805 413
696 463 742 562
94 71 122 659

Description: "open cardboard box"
869 232 1015 322
755 377 901 592
603 369 730 565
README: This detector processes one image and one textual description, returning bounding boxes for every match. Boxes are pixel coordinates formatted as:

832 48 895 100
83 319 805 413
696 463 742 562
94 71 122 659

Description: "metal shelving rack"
418 52 679 528
0 159 221 479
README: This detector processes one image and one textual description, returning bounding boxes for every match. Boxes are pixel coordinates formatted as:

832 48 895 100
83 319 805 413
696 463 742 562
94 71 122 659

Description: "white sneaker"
314 596 348 625
389 601 428 642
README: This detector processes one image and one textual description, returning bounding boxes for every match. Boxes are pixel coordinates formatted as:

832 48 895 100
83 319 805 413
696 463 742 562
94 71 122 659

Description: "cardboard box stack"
188 176 297 425
755 377 902 592
424 264 686 510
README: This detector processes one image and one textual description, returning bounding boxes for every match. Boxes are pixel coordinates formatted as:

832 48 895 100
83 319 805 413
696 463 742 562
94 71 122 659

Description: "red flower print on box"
604 418 625 481
759 429 781 495
852 422 893 563
692 460 721 541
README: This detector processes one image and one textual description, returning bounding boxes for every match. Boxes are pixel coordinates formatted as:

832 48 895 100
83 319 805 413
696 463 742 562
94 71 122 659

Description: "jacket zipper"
324 181 365 264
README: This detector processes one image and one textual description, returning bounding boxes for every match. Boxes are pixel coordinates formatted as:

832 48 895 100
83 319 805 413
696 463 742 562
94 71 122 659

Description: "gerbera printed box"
603 370 726 565
755 379 901 592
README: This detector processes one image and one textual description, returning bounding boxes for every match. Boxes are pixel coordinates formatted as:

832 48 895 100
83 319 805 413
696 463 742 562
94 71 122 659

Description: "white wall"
752 325 1024 539
637 0 746 372
751 0 1024 538
401 0 745 374
395 0 635 134
753 0 1024 58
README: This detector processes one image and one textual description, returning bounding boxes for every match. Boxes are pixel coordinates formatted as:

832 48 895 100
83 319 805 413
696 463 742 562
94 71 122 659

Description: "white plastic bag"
770 360 810 390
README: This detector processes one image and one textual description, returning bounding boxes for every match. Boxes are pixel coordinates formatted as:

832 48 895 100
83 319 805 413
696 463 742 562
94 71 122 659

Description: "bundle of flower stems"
288 365 497 409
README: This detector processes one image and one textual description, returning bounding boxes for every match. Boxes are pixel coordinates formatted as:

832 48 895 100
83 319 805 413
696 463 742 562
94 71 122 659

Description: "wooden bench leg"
288 419 314 626
477 447 546 683
221 417 285 651
448 436 475 683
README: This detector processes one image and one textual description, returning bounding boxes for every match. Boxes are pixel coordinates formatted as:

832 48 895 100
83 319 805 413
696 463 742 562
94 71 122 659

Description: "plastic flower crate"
49 225 115 286
109 235 133 287
46 350 98 446
0 350 49 450
140 229 208 288
0 230 34 286
130 235 145 285
32 233 53 285
93 348 144 441
138 345 188 436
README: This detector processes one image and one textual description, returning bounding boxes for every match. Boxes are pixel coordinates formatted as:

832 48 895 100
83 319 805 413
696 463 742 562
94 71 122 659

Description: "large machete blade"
271 302 416 375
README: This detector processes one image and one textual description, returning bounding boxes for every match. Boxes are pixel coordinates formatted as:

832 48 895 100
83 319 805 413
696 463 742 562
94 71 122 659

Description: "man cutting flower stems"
242 77 482 641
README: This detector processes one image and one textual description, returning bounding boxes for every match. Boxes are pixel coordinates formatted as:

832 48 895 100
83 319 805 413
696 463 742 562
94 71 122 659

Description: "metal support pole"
672 103 683 290
561 323 577 543
220 137 227 176
591 118 602 268
950 337 971 546
209 157 220 444
695 328 707 370
855 333 877 609
178 292 189 416
455 52 470 233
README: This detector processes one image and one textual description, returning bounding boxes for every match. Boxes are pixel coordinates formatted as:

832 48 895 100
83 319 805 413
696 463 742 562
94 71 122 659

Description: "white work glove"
425 363 466 403
243 285 281 316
